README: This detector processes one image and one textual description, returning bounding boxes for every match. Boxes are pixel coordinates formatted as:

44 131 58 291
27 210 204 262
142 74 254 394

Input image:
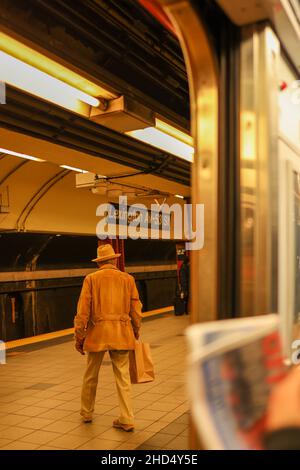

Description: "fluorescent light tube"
0 51 100 113
126 119 194 162
60 165 89 173
155 118 193 146
0 33 115 101
0 147 45 162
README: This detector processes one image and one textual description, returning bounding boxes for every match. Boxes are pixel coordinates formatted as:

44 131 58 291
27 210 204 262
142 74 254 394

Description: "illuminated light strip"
155 118 193 147
0 51 100 111
126 118 194 162
0 33 115 100
0 147 45 162
175 194 185 199
60 165 89 173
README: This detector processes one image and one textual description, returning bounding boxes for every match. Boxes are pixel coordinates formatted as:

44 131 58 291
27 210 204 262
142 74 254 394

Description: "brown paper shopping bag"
129 341 155 384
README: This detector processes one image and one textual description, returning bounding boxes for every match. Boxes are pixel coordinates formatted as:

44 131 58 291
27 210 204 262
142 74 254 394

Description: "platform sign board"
96 196 204 249
106 202 170 231
97 200 171 240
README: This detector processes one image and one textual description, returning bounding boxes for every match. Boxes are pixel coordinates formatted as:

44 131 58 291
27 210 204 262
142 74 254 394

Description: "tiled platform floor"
0 315 190 450
136 412 189 450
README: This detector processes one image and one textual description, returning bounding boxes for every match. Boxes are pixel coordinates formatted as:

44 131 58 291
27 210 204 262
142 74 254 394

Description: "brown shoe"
113 419 134 432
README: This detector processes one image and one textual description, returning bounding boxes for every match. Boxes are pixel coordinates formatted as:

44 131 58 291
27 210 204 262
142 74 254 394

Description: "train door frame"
158 0 219 329
156 0 287 450
157 0 220 450
239 24 284 320
277 52 300 357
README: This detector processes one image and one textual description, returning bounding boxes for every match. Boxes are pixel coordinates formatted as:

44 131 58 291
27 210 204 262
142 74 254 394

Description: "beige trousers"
81 350 134 425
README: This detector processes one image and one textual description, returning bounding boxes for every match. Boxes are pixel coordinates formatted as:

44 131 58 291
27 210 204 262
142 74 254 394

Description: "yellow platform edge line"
142 306 174 318
5 306 174 350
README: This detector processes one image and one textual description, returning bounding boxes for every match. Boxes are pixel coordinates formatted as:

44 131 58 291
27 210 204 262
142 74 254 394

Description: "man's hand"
266 367 300 431
75 340 85 355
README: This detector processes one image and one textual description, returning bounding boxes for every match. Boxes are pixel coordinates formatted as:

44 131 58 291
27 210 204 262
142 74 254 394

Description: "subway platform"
0 315 189 450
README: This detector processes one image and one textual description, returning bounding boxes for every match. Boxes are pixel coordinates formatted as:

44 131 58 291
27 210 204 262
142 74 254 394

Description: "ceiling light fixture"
60 165 89 173
0 32 117 114
0 51 100 113
0 147 45 162
126 118 194 162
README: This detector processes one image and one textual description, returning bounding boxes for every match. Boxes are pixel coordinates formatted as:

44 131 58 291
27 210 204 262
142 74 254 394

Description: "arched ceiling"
0 129 189 235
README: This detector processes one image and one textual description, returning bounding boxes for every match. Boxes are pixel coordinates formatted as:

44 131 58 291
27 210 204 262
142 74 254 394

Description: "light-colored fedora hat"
92 244 121 263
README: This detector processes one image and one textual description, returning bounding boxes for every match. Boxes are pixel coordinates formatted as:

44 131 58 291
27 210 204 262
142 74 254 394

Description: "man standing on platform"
74 244 142 431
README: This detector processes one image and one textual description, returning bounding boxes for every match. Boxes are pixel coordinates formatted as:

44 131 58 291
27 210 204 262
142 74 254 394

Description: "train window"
293 171 300 331
279 155 300 358
278 54 300 358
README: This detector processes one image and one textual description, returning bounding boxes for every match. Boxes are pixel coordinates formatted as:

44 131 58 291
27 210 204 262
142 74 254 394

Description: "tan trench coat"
74 264 142 352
